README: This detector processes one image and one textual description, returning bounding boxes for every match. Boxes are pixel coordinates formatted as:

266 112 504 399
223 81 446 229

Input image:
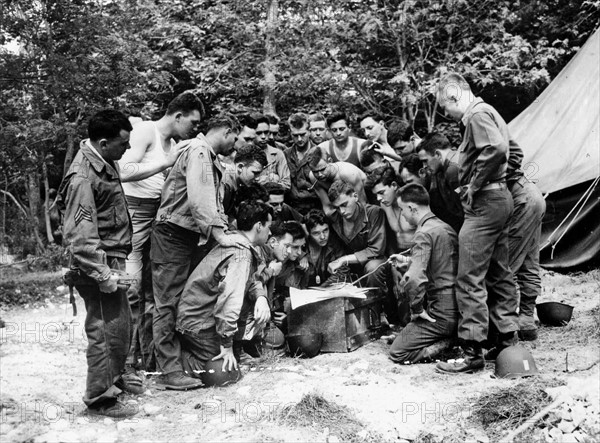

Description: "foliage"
0 271 63 307
0 0 598 254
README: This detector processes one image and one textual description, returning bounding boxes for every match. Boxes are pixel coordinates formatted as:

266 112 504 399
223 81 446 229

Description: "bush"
29 244 66 272
0 271 62 308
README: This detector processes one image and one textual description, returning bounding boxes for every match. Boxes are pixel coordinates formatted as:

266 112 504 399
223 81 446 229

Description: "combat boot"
435 344 484 374
484 331 518 361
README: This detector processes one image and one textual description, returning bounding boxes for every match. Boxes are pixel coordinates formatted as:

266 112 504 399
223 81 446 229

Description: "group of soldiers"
58 72 545 418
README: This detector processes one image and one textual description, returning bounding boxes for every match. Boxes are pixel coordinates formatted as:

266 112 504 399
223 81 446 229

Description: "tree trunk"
42 162 55 243
26 172 45 253
262 0 279 115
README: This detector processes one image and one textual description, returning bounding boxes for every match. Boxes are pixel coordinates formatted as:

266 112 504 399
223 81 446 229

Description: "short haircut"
304 209 328 233
359 142 384 168
327 180 354 202
417 132 452 156
236 182 269 204
166 92 204 117
238 113 258 130
235 145 268 167
206 114 240 133
306 147 326 169
358 110 385 124
398 183 430 206
402 153 423 176
237 200 274 231
88 110 133 142
270 220 306 241
326 111 348 127
365 166 398 191
266 114 280 125
288 112 309 129
250 112 270 127
309 112 326 123
438 72 471 95
265 182 286 196
387 118 413 146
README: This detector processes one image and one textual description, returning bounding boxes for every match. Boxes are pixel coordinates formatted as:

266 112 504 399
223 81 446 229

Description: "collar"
417 211 436 229
81 140 119 179
227 231 262 258
461 97 484 126
332 203 368 241
197 133 217 157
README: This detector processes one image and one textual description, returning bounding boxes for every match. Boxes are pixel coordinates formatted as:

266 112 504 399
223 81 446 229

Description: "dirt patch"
0 270 599 442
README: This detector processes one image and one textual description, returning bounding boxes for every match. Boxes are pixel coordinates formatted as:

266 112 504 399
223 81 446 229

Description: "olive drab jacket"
176 232 267 348
57 140 132 283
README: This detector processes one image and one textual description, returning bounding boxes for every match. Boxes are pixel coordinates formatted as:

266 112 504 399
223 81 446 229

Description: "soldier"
435 73 518 375
389 184 459 364
119 92 203 373
58 110 137 417
284 112 321 213
151 115 240 390
176 201 273 374
317 112 366 169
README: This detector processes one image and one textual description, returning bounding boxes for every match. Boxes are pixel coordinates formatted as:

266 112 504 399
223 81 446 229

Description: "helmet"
201 359 242 387
495 346 539 379
286 332 323 358
263 324 286 350
536 302 574 327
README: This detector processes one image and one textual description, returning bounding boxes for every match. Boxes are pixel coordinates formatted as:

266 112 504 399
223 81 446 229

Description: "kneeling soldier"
389 184 459 364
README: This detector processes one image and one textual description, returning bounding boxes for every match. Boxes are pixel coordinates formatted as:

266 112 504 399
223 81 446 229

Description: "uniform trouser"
151 222 202 375
389 293 458 364
456 188 518 345
177 327 221 376
76 257 131 408
125 196 160 369
508 178 546 330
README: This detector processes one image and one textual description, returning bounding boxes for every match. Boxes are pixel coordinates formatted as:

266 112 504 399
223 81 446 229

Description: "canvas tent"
508 28 600 269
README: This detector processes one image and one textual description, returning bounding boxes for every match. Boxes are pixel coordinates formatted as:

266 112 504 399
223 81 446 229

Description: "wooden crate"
287 295 383 353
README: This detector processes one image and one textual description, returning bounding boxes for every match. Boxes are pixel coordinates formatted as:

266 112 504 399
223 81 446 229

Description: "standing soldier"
58 110 138 417
119 92 203 373
434 73 518 374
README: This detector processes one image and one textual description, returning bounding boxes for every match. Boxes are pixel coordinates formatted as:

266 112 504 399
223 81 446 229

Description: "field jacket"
58 140 132 283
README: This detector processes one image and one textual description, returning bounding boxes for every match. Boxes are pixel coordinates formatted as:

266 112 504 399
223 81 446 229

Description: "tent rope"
541 176 600 260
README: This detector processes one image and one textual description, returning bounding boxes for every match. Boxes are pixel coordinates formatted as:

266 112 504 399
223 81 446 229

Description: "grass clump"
278 391 378 441
472 378 565 440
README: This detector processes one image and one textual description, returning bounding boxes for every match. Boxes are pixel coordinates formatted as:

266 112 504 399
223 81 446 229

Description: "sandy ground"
1 269 599 442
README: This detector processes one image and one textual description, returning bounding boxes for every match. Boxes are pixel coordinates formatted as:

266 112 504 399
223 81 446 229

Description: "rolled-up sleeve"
469 112 508 193
403 231 432 315
62 175 111 283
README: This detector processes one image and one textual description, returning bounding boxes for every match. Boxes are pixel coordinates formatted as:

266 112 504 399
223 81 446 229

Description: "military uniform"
58 140 132 408
284 142 321 214
455 98 518 346
428 150 464 234
389 213 458 364
151 134 227 375
506 145 546 334
175 233 267 373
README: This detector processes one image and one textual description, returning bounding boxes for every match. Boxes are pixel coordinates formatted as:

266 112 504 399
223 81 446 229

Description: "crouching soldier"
175 201 273 375
58 110 139 418
389 184 459 364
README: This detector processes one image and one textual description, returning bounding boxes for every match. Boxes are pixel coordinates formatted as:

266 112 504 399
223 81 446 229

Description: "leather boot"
154 371 204 391
484 332 518 361
435 344 484 374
